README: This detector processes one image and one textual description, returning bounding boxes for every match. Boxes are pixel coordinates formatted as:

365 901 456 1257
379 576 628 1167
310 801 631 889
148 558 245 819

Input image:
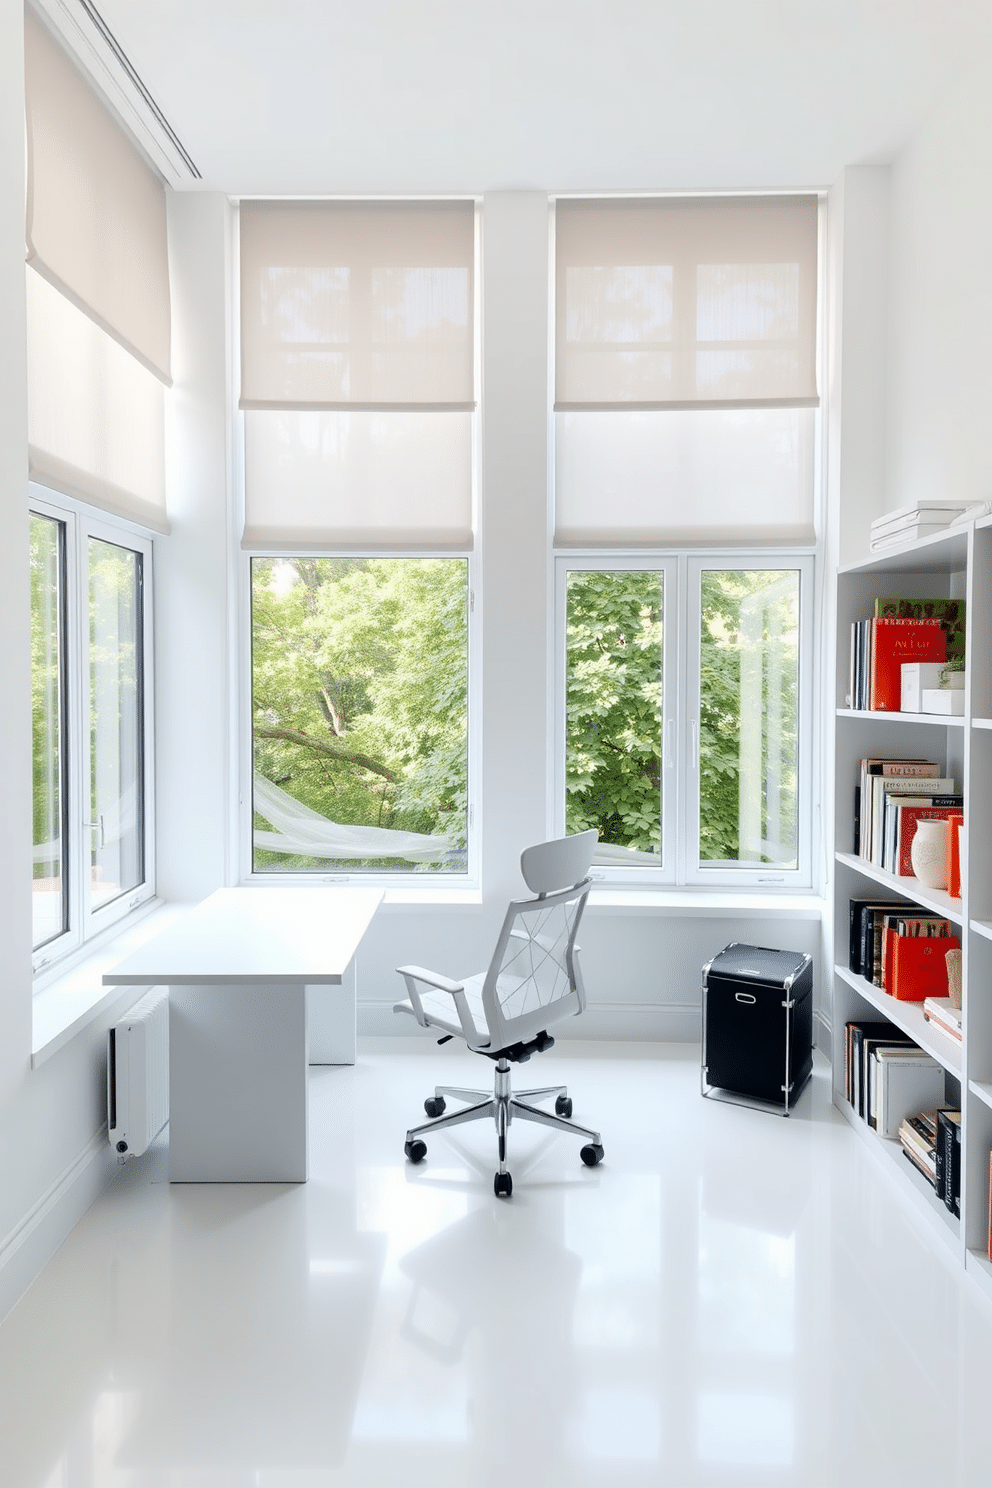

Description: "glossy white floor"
3 1043 992 1488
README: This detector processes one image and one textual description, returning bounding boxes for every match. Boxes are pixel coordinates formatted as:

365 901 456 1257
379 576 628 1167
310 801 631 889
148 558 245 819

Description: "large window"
31 494 154 969
559 556 811 886
250 557 469 874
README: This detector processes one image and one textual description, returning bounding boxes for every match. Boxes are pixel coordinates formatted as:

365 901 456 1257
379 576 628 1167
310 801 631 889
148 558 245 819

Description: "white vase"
911 817 949 891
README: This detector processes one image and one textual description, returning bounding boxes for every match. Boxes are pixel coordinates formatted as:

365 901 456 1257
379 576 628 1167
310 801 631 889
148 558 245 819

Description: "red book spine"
869 618 947 712
891 934 961 1002
947 813 965 898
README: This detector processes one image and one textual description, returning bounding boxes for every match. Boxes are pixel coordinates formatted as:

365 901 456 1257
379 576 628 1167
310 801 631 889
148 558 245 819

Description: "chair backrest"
481 831 597 1052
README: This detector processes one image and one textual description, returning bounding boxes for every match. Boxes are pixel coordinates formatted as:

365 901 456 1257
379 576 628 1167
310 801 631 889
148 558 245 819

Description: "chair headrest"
520 830 597 895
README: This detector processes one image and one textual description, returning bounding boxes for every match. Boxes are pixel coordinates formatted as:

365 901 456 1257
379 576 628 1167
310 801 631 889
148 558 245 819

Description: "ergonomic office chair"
394 830 603 1197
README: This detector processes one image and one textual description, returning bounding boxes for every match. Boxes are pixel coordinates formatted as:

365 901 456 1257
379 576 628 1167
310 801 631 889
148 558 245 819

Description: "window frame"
554 550 815 891
239 546 480 889
30 486 157 978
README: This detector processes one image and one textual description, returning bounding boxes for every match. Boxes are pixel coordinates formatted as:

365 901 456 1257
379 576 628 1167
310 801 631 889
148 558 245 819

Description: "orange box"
891 934 961 1001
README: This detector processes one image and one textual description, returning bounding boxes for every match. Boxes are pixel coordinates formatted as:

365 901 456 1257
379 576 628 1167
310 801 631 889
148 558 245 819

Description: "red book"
890 933 961 1002
869 617 947 712
896 803 964 877
947 813 964 898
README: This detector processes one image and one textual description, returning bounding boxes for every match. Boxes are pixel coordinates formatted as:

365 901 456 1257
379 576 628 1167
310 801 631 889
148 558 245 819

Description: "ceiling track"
30 0 201 186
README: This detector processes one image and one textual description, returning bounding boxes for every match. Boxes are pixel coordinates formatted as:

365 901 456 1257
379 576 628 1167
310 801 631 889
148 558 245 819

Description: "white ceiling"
95 0 991 195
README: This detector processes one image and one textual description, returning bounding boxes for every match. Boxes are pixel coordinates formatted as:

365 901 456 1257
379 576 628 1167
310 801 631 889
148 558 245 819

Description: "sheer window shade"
27 269 168 532
555 196 819 547
240 201 475 551
24 10 172 385
240 201 475 409
555 197 818 410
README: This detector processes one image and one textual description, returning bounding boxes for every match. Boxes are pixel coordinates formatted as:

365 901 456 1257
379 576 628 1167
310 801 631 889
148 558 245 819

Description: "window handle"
83 814 105 848
665 718 675 770
691 720 699 770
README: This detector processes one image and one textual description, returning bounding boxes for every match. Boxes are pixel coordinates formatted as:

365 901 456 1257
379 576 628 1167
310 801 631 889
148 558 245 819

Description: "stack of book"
848 596 966 712
898 1108 961 1213
845 1021 945 1135
853 756 963 876
923 996 963 1044
869 501 974 551
848 898 960 998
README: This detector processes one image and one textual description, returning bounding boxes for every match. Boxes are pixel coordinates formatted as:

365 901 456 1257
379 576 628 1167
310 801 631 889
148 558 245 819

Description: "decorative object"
921 688 965 715
946 948 963 1010
910 817 949 890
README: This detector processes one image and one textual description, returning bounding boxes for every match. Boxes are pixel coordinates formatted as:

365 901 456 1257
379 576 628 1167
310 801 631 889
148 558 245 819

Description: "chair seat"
419 974 490 1040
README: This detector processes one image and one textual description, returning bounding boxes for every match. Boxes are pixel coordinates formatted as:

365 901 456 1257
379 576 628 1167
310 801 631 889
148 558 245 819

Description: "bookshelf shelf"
836 708 965 729
835 852 964 925
834 523 990 1286
835 965 962 1075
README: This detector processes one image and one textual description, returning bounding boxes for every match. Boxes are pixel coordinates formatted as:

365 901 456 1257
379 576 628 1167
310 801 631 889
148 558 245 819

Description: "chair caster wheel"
424 1096 446 1118
494 1171 512 1198
555 1095 573 1118
580 1143 604 1167
405 1139 427 1163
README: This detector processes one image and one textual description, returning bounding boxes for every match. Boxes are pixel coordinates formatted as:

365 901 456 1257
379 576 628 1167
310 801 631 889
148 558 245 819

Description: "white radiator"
107 988 169 1159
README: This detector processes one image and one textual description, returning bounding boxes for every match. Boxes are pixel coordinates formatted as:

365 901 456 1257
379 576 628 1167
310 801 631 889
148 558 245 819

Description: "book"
868 616 948 712
891 928 961 1002
874 596 967 661
848 897 902 977
947 814 964 898
848 1022 915 1115
899 1111 939 1186
937 1109 962 1214
865 772 952 866
989 1151 992 1262
923 996 963 1042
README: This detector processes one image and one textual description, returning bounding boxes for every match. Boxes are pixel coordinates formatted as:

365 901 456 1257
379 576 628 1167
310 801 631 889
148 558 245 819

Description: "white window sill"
32 900 188 1067
585 887 826 917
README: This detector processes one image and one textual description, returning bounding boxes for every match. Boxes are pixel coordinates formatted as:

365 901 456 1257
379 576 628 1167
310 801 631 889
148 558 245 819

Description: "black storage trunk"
701 942 813 1114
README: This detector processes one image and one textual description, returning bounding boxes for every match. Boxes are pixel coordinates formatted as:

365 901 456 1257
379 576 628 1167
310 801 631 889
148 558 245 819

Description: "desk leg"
307 962 357 1066
169 982 308 1183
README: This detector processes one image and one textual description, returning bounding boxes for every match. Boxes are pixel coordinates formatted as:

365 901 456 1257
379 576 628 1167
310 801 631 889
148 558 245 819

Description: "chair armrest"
396 964 464 995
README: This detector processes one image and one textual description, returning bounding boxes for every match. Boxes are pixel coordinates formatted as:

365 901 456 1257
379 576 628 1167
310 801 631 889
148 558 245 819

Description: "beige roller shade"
240 200 475 409
24 9 172 385
556 196 818 410
27 268 168 533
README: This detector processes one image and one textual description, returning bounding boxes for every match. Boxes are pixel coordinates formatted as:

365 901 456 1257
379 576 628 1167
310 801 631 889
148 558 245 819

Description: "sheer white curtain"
24 10 171 531
554 196 819 546
239 200 475 550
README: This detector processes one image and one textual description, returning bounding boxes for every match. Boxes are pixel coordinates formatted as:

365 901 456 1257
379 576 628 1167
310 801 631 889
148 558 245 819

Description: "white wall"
885 67 992 511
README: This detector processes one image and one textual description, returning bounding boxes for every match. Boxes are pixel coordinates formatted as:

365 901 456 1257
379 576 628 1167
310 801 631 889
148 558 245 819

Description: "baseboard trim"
0 1126 118 1324
361 1000 702 1044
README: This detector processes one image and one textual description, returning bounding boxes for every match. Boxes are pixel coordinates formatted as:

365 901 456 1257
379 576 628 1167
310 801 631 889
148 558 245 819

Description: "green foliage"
565 567 800 869
251 558 468 871
565 570 663 854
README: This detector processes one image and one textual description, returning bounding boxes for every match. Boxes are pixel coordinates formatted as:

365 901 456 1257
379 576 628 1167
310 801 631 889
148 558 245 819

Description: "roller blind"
240 200 475 551
27 268 168 532
240 200 475 409
24 9 172 384
556 196 818 411
555 196 819 547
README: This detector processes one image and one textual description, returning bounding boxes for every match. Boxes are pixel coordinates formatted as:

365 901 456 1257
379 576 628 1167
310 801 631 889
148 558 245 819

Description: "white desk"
104 887 382 1183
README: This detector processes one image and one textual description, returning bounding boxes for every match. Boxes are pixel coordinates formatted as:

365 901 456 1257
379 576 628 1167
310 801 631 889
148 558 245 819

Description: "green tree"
251 558 468 870
565 570 662 853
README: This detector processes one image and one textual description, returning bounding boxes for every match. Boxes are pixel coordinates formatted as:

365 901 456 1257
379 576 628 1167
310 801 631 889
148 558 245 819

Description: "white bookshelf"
833 518 992 1276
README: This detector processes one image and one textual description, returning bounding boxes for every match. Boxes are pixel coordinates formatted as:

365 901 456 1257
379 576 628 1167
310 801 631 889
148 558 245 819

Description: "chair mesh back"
491 894 583 1025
